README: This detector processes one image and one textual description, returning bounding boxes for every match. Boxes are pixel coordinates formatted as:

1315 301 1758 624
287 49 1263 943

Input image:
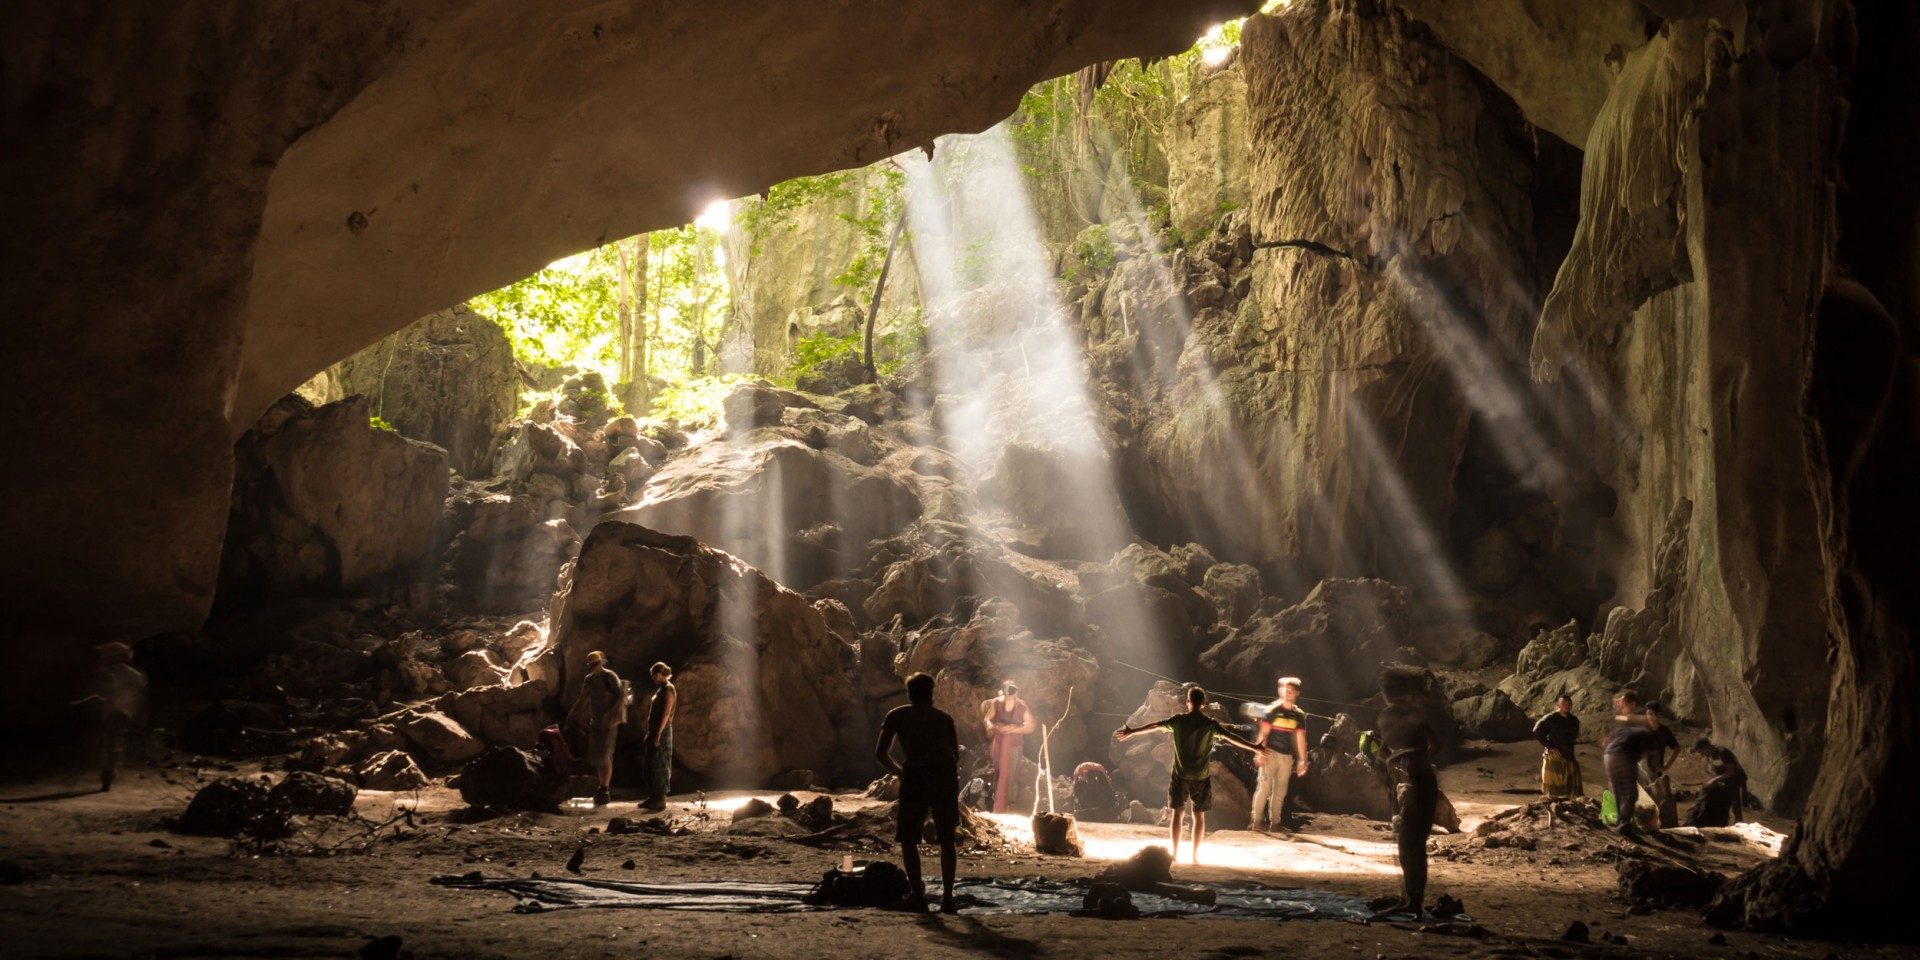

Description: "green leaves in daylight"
470 247 621 372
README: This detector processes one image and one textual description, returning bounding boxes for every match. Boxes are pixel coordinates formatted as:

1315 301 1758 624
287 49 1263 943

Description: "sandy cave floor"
1 742 1913 960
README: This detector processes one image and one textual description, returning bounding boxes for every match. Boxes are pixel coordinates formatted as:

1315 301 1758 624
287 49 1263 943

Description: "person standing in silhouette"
876 672 961 914
569 651 625 807
1371 667 1440 916
642 662 676 811
72 642 146 792
980 681 1034 813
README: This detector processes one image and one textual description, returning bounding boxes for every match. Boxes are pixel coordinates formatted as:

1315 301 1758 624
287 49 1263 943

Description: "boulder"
1294 752 1395 821
1416 623 1507 670
1199 578 1411 704
441 678 553 748
217 395 449 606
327 304 520 477
448 495 581 613
357 750 431 791
399 711 485 766
542 522 863 786
1200 563 1263 628
1451 690 1533 742
1032 812 1085 856
177 777 292 838
457 746 569 812
620 421 920 590
1514 620 1589 677
444 649 508 690
269 771 358 815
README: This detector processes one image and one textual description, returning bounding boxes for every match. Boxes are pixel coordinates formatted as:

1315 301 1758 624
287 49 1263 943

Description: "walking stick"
1030 687 1074 817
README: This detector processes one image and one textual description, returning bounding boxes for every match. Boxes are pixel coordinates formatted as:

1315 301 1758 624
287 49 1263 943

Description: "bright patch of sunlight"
982 813 1396 875
694 199 732 233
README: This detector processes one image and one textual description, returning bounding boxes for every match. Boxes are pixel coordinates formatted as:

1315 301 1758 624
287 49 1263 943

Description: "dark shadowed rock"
542 522 863 786
268 771 358 816
1199 579 1410 704
177 777 292 838
457 746 569 812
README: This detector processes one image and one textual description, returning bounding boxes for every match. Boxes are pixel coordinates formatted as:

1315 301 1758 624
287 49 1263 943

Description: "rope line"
1105 658 1377 720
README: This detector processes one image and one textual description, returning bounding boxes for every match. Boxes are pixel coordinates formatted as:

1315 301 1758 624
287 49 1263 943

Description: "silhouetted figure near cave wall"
642 662 675 811
1372 667 1439 917
72 642 145 792
1688 737 1748 827
875 672 960 914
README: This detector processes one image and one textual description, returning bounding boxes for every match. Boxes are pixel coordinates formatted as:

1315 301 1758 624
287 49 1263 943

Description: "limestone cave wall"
0 0 1259 720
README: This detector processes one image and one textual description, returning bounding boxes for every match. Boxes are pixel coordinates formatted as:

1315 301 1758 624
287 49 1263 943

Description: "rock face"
215 395 449 610
542 522 862 786
1164 61 1250 239
1102 0 1605 650
619 388 921 590
1199 579 1409 705
719 167 924 379
315 305 520 478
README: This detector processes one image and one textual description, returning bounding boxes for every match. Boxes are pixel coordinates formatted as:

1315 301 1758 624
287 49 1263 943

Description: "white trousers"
1251 755 1294 825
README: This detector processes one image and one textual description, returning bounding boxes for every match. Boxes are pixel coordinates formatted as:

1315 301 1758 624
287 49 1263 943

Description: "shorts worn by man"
1114 685 1266 864
875 672 961 914
573 651 626 807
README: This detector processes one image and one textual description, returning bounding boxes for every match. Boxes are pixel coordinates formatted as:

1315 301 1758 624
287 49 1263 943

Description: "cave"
4 0 1916 956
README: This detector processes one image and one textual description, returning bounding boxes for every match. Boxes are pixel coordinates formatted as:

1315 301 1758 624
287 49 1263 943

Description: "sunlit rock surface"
620 389 923 590
542 522 863 786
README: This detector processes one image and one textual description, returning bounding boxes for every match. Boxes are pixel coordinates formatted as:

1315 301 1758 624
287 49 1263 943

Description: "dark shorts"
1169 774 1212 812
897 771 960 845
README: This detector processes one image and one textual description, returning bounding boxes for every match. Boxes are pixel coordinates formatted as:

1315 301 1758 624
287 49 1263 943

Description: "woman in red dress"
981 681 1035 813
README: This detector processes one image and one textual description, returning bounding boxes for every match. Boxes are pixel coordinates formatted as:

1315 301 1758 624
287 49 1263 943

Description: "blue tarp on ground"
431 874 1470 923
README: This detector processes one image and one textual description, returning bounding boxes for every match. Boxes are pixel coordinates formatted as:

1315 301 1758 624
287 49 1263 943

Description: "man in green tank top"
1115 685 1269 864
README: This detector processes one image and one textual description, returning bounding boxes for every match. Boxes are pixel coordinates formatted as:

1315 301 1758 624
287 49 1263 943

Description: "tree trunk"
615 234 652 414
862 208 908 383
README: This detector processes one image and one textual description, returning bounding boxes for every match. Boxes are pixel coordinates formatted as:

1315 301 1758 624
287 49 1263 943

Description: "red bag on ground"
539 724 581 777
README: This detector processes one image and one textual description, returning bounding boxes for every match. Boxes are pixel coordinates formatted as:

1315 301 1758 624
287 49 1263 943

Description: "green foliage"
369 415 397 432
1069 223 1119 281
469 247 622 373
957 232 998 289
645 225 729 378
649 374 749 426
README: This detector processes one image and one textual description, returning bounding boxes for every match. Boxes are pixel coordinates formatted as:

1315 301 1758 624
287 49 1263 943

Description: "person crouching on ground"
642 662 675 811
571 651 625 806
1687 737 1747 827
1371 666 1441 916
1533 693 1582 799
1114 684 1269 864
1251 675 1309 833
875 672 961 914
